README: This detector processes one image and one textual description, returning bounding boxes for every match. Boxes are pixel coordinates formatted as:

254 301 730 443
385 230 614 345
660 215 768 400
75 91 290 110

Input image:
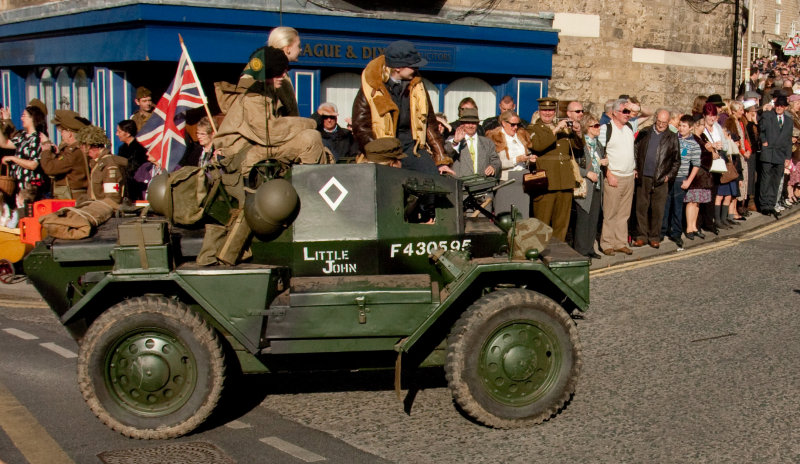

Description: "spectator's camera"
566 120 573 129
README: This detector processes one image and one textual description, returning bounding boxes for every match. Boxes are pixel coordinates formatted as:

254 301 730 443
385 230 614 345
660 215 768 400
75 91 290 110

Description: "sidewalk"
2 206 797 300
589 206 798 270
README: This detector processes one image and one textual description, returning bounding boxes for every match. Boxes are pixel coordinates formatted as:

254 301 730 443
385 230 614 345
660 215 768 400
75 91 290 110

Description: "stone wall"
447 0 736 115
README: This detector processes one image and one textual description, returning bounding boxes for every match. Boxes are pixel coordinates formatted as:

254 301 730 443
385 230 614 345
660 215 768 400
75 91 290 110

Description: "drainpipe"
732 0 740 99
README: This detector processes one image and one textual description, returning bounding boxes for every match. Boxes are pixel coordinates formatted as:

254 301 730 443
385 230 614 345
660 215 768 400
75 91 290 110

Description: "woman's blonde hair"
268 27 299 49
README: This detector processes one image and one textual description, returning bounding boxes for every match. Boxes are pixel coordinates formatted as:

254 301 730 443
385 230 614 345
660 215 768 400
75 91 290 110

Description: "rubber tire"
77 296 225 439
445 289 582 428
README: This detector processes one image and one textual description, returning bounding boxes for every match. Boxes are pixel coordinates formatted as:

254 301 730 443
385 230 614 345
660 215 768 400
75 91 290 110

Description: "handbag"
720 157 739 184
568 144 587 198
0 163 15 197
709 157 727 173
523 169 548 193
571 159 587 198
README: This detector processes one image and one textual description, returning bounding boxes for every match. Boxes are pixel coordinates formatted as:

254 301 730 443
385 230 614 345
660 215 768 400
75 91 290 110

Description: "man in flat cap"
131 87 155 131
529 96 583 241
40 109 91 200
357 137 406 167
78 126 128 206
446 107 500 179
352 40 454 176
758 94 794 217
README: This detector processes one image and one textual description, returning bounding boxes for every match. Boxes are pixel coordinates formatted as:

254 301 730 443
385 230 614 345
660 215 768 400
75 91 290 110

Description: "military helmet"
244 178 299 239
146 173 173 220
77 125 110 146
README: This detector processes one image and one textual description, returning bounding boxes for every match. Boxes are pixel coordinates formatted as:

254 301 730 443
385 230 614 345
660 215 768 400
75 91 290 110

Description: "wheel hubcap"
105 330 196 416
479 321 562 406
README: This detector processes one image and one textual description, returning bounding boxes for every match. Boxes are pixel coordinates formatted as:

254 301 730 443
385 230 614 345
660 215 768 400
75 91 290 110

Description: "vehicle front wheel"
445 289 581 428
77 296 225 439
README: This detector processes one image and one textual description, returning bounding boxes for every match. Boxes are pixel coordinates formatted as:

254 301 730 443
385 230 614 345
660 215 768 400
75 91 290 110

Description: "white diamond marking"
319 177 348 211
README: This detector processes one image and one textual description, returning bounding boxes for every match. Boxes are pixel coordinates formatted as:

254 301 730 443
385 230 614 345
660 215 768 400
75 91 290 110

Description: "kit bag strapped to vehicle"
38 198 117 240
169 166 209 225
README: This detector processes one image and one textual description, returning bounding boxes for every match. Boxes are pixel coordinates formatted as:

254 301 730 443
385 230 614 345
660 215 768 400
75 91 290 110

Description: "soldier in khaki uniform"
529 97 583 241
40 110 91 201
130 87 155 131
78 126 128 206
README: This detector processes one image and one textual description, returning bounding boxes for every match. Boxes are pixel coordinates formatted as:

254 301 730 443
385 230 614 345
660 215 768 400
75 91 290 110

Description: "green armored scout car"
24 163 589 439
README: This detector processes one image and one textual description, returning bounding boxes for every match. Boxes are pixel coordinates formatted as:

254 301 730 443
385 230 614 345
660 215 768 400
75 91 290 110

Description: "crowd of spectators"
3 34 798 262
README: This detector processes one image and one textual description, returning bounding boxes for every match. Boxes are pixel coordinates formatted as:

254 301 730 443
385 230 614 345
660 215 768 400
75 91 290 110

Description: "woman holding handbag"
486 110 535 218
0 105 49 226
723 101 749 220
699 103 736 230
573 114 608 258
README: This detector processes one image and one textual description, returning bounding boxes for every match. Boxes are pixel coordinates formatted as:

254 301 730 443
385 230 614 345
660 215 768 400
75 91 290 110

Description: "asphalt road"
1 213 799 463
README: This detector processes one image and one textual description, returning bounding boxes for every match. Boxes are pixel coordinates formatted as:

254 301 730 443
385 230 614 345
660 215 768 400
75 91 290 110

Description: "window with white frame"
320 73 360 123
443 78 496 123
25 71 38 106
55 68 71 111
73 69 90 118
39 69 55 137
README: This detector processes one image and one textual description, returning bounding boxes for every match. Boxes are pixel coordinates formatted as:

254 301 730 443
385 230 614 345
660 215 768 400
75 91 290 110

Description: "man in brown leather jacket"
351 40 453 176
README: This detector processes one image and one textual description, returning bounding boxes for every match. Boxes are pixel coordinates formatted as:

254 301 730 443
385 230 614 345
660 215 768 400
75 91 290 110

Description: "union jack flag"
137 40 206 172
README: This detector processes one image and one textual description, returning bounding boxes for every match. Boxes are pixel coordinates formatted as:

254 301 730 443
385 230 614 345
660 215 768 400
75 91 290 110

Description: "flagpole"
178 34 217 133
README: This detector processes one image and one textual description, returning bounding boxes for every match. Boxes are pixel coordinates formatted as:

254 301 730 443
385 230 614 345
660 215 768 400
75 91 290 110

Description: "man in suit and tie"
758 95 794 218
445 107 501 179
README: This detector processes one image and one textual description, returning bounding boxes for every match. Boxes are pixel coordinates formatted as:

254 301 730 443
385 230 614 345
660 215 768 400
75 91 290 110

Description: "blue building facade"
0 3 558 148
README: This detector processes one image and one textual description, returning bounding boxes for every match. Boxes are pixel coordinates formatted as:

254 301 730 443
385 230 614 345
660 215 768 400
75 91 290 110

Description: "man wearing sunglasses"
599 99 636 256
566 101 585 136
316 102 357 162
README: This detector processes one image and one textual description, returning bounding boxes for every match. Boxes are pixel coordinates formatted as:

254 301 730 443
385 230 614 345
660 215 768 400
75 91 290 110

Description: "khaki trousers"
532 189 573 241
600 174 634 251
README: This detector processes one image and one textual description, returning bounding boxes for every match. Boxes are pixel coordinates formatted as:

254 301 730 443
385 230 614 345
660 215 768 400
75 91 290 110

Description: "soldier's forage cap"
384 41 428 69
136 87 152 99
743 99 758 110
51 109 90 132
537 97 558 110
28 98 47 116
458 107 480 124
77 125 110 146
364 137 407 163
242 46 289 82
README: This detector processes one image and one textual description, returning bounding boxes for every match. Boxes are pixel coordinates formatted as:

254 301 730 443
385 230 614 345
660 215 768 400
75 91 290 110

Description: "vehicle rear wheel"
445 289 581 428
77 296 225 439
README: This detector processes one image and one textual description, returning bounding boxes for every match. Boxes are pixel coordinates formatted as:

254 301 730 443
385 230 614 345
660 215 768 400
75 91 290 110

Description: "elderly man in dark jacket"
632 108 680 248
316 102 358 162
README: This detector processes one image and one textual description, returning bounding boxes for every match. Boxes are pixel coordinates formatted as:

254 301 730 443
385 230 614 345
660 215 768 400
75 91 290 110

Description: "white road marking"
259 437 326 462
2 328 38 340
225 420 252 429
39 342 77 359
